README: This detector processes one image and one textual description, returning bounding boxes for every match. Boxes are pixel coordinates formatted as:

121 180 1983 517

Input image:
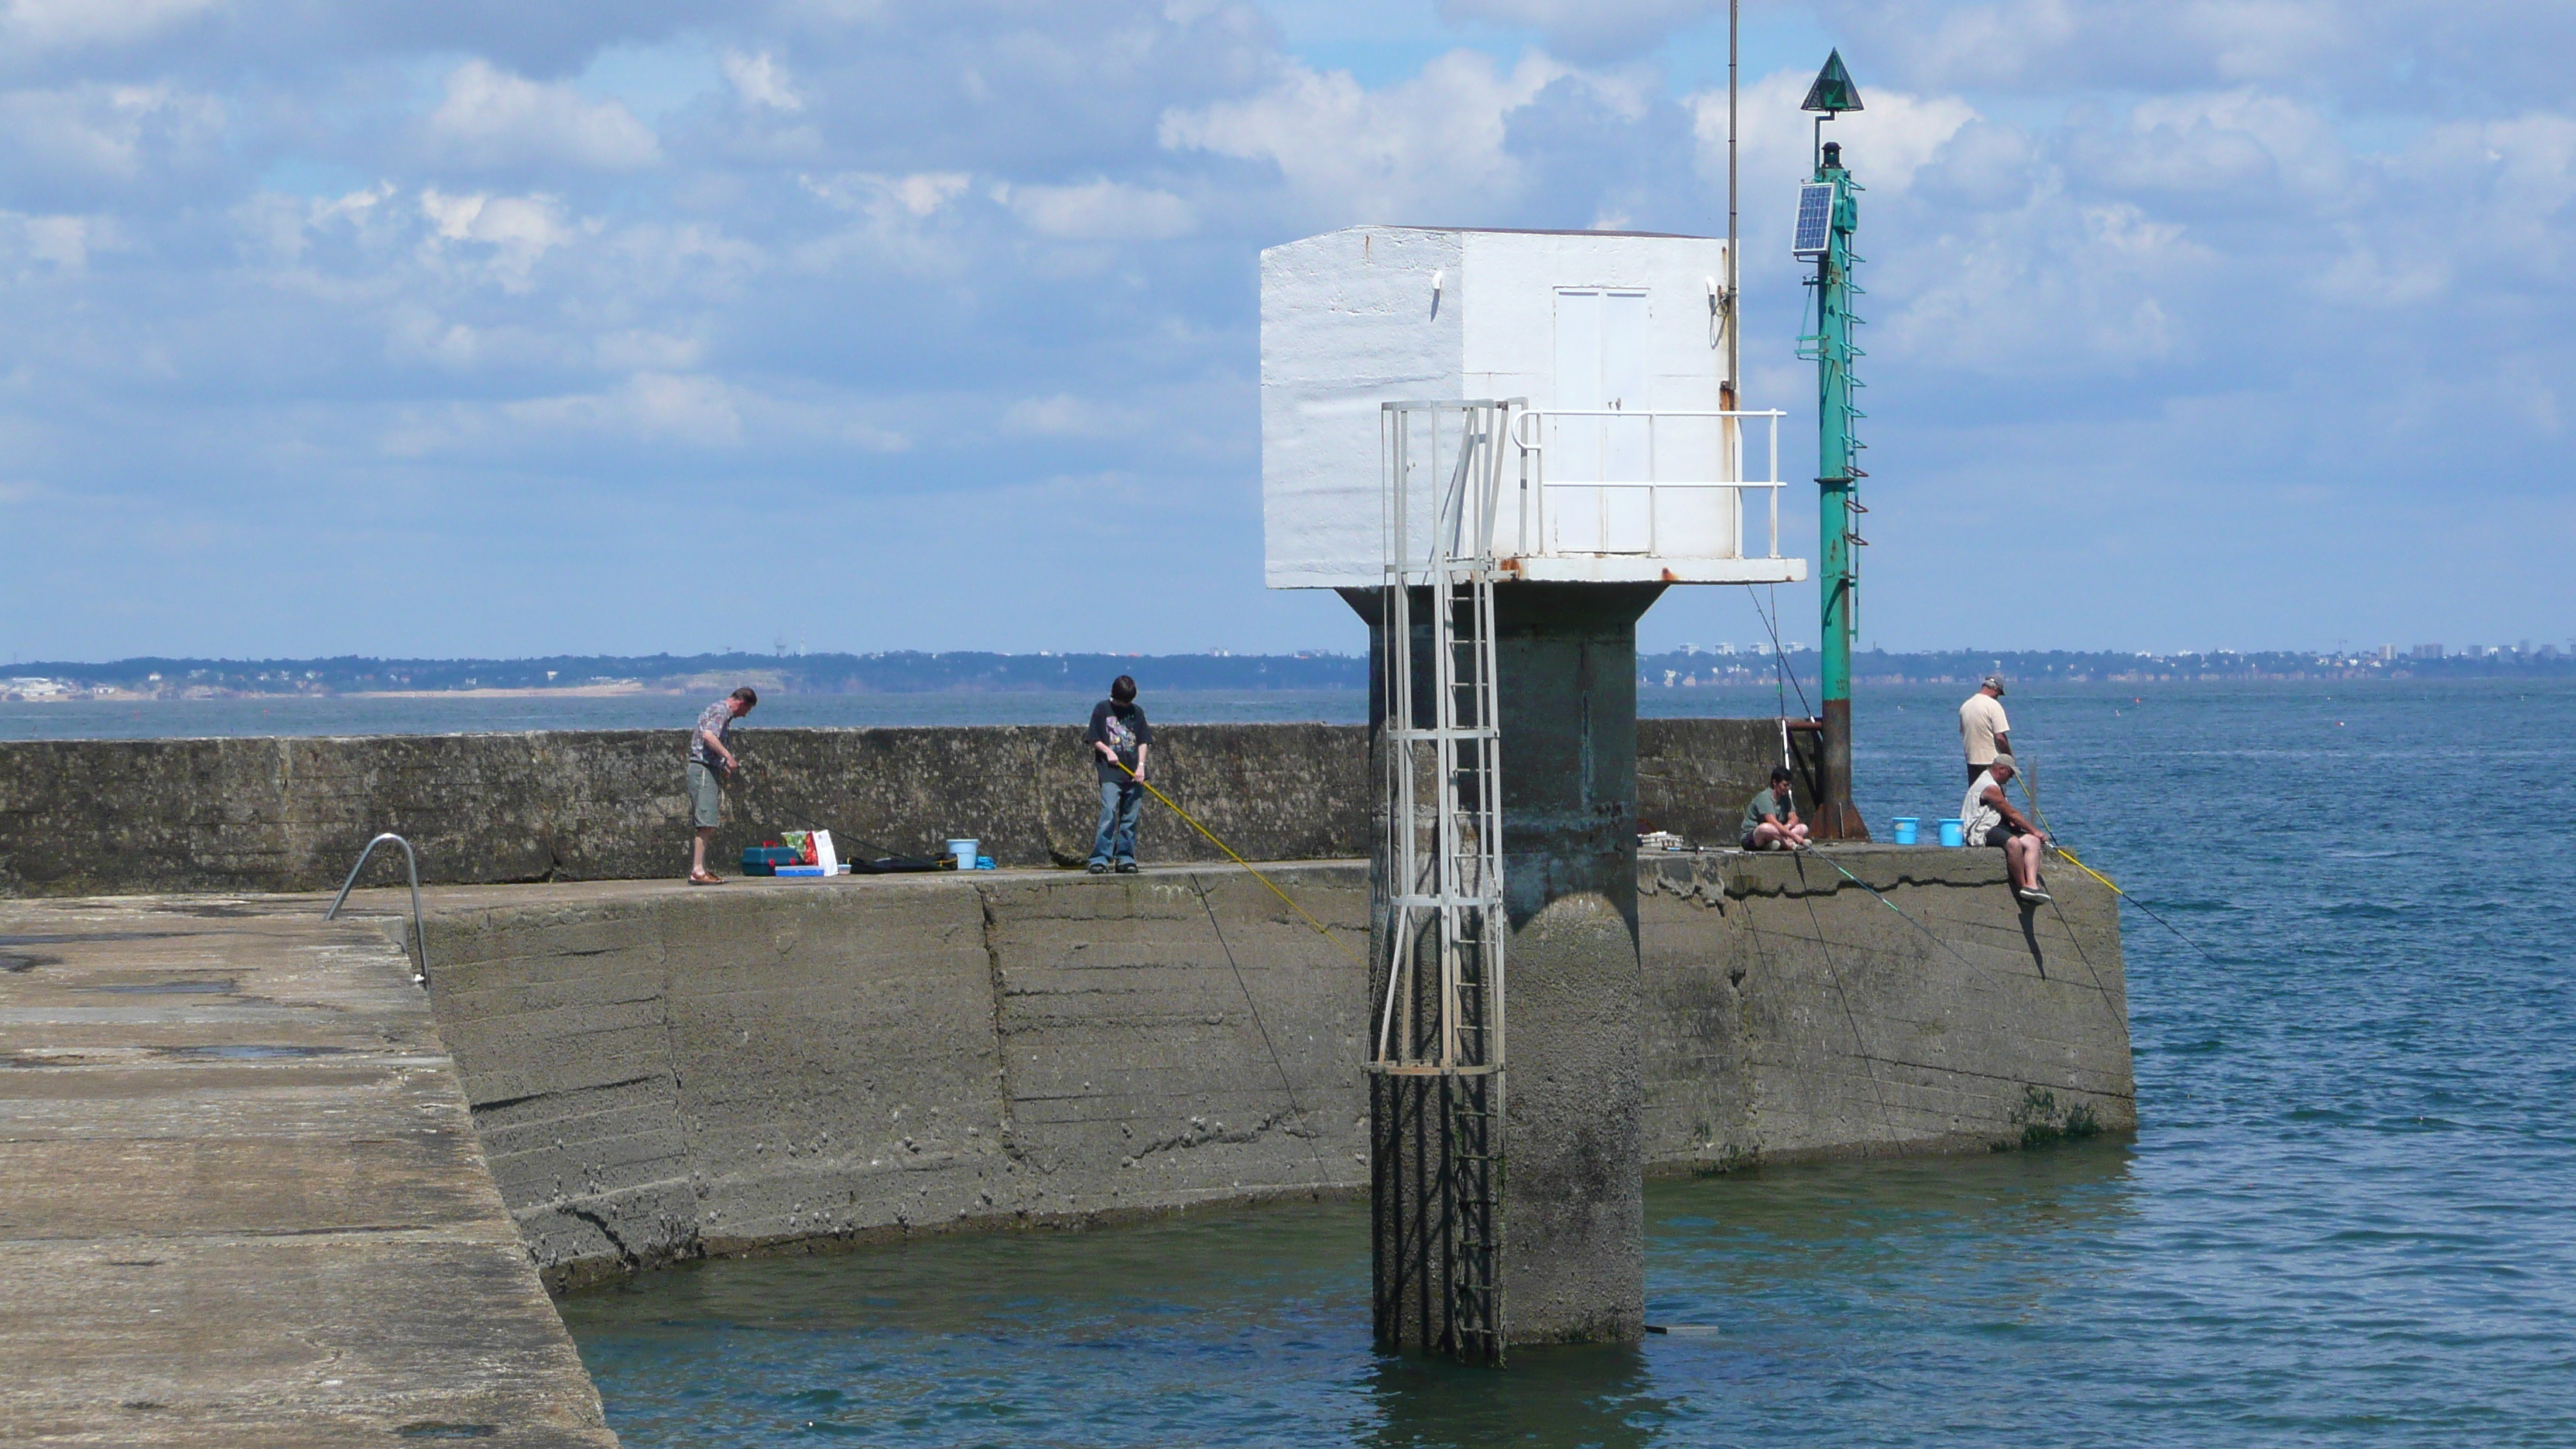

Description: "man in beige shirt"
1959 674 2011 782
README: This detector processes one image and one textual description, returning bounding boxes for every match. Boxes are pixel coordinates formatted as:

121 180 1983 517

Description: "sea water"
34 680 2576 1444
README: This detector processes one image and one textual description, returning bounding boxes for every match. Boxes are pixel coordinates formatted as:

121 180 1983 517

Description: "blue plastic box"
741 845 803 876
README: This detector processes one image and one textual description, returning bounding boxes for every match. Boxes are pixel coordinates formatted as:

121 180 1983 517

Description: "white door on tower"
1550 288 1652 553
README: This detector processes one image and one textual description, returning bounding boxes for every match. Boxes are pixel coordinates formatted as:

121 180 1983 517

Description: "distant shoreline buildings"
4 642 2573 702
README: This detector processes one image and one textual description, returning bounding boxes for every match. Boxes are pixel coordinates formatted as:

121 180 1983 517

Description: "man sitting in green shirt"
1739 766 1809 851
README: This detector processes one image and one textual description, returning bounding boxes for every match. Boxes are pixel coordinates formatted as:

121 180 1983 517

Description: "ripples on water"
42 680 2571 1444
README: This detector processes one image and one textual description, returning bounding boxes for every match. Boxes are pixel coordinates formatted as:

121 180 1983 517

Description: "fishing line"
1790 841 1990 978
1188 870 1343 1192
1112 759 1367 971
2015 754 2225 964
1747 586 1814 720
1786 865 1899 1141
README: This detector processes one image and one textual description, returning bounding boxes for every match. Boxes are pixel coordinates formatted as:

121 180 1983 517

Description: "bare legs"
1751 820 1810 851
690 826 719 883
2006 831 2045 892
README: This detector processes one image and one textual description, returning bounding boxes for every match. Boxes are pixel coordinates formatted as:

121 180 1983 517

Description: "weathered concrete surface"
1639 848 2136 1166
404 849 2131 1294
0 719 1798 898
409 866 1370 1292
0 724 1368 895
0 898 618 1447
1482 584 1660 1345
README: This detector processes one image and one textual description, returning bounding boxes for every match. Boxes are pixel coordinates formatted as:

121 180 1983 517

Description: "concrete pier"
403 851 2128 1293
0 850 2129 1428
0 896 617 1446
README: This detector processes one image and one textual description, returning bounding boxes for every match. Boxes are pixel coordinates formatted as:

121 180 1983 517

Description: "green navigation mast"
1795 50 1869 841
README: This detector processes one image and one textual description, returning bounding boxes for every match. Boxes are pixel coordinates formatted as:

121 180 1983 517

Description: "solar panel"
1792 182 1834 260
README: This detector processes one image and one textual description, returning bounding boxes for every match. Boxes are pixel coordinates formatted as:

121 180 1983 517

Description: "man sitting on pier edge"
1961 755 2053 905
1740 765 1810 851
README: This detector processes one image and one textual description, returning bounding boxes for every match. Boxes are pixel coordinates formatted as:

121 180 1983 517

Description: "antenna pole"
1725 0 1739 424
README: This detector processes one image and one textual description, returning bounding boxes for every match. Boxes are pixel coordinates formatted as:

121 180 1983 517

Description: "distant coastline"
5 643 2571 704
340 684 658 700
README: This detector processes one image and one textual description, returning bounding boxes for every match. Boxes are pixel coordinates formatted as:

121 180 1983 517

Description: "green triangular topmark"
1800 50 1863 114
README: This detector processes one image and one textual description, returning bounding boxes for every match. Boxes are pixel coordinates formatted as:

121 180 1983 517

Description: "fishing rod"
2017 755 2225 964
1109 758 1366 970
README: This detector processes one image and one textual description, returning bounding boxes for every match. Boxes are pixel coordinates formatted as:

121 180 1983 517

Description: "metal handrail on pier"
324 833 426 987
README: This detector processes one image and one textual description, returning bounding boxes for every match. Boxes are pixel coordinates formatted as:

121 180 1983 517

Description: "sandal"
687 871 724 886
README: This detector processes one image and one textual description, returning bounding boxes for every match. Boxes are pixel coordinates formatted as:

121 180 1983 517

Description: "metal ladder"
1373 400 1512 1363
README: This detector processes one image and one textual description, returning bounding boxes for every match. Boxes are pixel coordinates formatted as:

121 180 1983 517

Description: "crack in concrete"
560 1203 641 1266
975 884 1021 1163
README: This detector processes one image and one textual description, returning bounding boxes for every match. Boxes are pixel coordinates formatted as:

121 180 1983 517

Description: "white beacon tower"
1259 224 1808 1361
1261 225 1806 588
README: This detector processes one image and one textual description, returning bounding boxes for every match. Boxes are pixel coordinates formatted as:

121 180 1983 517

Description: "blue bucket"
1891 817 1920 845
1937 817 1965 848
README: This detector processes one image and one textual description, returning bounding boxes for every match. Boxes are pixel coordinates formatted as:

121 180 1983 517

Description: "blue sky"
0 0 2569 661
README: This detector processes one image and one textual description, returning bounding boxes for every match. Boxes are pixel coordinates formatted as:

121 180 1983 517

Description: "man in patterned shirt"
687 687 758 884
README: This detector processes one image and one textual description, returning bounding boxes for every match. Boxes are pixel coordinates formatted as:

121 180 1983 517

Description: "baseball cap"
1982 673 2007 694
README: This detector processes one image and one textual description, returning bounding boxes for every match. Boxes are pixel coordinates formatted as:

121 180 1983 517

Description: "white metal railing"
1507 408 1787 560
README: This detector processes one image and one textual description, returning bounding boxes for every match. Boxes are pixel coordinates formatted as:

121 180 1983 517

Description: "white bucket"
946 838 979 871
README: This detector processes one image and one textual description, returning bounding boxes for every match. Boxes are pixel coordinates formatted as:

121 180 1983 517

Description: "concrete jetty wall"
415 851 2131 1293
0 720 1805 898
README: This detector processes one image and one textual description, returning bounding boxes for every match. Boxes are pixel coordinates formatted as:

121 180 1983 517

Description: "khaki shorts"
686 760 724 829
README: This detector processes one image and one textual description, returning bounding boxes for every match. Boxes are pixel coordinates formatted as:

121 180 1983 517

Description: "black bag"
842 841 943 875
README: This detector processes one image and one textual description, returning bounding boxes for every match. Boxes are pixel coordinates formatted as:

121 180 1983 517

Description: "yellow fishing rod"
2018 755 2221 963
1108 759 1368 970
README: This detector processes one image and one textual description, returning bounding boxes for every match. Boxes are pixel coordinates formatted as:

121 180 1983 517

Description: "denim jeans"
1091 779 1142 865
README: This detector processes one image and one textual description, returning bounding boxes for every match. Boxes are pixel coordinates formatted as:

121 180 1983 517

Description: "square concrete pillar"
1347 583 1660 1350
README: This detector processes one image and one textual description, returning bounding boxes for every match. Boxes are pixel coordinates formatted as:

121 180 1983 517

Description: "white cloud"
595 329 706 371
2081 89 2352 203
1435 0 1724 60
1692 67 1975 198
424 60 661 173
506 372 742 445
805 170 972 220
1004 392 1154 437
0 0 219 50
2 211 113 271
0 83 224 187
1161 50 1565 222
2 2 2573 657
793 171 976 273
998 179 1196 240
1827 0 2576 102
417 189 581 292
722 50 804 112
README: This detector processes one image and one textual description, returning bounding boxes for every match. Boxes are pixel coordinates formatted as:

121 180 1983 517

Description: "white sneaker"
2016 886 2051 905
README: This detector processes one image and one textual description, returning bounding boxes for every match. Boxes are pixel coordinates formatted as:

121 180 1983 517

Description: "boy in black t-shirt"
1084 675 1153 873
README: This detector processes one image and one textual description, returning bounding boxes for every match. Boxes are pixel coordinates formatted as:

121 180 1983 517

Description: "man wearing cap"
1959 675 2012 783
